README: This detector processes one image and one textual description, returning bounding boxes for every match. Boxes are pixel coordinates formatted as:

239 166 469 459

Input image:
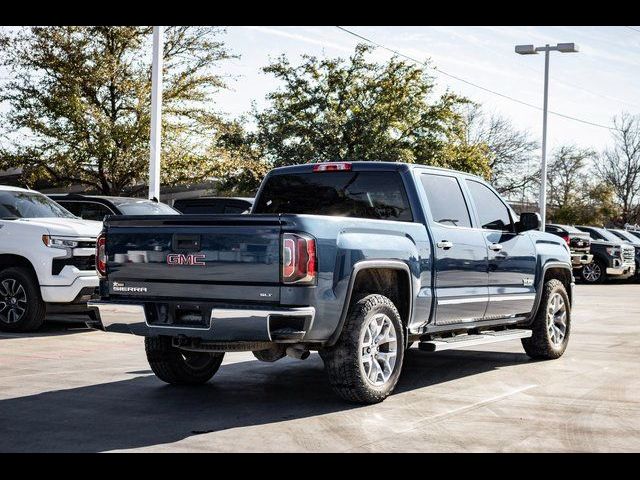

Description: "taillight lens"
282 233 317 284
96 234 107 277
561 235 570 244
312 162 351 172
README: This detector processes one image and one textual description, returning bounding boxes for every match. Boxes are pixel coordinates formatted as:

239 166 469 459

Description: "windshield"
114 200 179 215
592 227 624 243
254 171 413 221
0 191 76 219
561 225 584 234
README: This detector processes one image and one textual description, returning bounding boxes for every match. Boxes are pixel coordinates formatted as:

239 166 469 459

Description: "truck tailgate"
104 215 282 303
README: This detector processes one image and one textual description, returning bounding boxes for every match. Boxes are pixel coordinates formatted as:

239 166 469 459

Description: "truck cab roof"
267 161 485 181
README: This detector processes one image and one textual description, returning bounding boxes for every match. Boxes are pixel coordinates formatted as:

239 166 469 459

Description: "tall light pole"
515 42 579 230
149 26 164 201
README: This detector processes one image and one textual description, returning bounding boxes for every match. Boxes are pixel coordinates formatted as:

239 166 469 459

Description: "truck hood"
589 239 625 248
13 217 102 237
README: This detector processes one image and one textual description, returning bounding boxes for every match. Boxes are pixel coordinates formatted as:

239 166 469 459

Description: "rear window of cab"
254 171 413 222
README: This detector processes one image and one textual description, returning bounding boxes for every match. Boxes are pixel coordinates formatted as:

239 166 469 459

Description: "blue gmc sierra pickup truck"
89 162 574 404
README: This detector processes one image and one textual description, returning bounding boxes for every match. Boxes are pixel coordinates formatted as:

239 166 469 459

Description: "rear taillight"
282 233 317 284
313 162 351 172
561 235 570 244
96 234 107 277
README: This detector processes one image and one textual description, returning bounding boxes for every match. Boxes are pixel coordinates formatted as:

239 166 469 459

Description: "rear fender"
325 260 413 347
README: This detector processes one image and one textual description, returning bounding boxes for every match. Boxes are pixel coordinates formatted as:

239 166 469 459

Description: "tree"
544 145 619 226
463 105 539 196
546 145 593 210
248 44 491 178
594 113 640 224
210 120 270 196
583 183 620 226
0 26 233 194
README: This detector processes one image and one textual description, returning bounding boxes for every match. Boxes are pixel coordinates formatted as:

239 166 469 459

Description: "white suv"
0 186 102 331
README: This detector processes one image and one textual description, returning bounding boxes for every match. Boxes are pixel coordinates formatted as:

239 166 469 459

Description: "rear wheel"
581 258 605 284
0 267 45 332
145 336 224 385
522 279 571 359
320 294 405 404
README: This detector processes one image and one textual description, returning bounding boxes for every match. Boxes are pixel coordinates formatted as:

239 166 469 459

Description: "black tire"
145 336 224 385
0 267 46 332
581 258 606 284
522 279 571 360
320 294 405 404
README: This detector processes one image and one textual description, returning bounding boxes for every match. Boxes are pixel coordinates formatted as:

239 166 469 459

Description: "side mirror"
516 212 541 233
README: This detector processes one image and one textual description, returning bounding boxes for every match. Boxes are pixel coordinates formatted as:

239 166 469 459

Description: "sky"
213 25 640 152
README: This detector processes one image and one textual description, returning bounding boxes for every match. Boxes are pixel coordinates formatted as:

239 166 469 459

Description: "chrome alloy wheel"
360 313 398 386
547 292 567 346
582 262 601 282
0 278 27 324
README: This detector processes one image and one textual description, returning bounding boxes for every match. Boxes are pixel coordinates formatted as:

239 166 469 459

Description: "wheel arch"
590 251 609 267
326 260 413 347
526 261 573 325
0 254 39 280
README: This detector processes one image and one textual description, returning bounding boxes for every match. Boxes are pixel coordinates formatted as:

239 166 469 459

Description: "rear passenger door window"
58 201 83 217
224 202 251 214
420 174 471 228
58 201 114 221
465 180 513 232
586 230 604 241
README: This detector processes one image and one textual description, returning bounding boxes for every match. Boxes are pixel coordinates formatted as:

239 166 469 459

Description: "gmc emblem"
166 253 206 266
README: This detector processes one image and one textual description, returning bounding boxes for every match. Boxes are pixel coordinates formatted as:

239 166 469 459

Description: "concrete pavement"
0 284 639 452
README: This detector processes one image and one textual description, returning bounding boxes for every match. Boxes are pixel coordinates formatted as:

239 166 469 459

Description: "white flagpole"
148 26 164 201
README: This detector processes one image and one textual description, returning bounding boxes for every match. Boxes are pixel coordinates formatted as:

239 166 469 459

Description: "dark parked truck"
575 226 636 283
89 162 574 404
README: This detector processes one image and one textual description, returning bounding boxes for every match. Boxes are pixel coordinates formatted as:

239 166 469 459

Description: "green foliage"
0 26 233 194
227 44 490 193
210 121 270 196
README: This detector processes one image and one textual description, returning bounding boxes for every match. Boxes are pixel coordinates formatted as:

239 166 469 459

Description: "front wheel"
320 294 405 404
0 267 46 332
145 336 224 385
522 279 571 359
581 258 606 284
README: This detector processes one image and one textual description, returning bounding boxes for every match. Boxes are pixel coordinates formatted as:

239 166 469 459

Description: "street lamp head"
515 44 538 55
556 42 579 53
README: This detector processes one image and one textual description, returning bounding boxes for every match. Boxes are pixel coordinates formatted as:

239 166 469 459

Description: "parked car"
625 226 640 241
575 225 636 283
0 186 102 331
607 228 640 280
47 194 179 221
89 162 573 404
545 224 592 274
172 197 253 215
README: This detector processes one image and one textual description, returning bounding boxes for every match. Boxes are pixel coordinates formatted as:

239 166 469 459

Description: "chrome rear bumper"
87 301 315 342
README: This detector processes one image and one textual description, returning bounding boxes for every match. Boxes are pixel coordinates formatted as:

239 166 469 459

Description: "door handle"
436 240 454 250
489 243 503 251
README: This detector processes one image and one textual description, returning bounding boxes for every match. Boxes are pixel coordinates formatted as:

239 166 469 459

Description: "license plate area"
145 302 211 329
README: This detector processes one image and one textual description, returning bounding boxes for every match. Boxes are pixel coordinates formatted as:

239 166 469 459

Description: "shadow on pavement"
0 348 530 452
0 319 91 340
